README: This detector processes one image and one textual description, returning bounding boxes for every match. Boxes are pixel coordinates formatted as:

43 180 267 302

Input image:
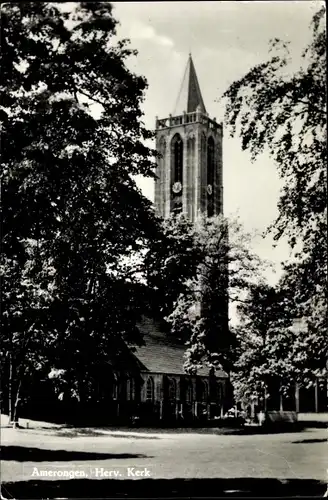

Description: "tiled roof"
135 317 228 378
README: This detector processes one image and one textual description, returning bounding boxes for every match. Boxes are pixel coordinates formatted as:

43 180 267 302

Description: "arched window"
158 138 166 185
146 377 154 401
155 380 161 401
207 137 215 217
200 380 208 402
171 134 183 184
126 377 135 401
185 380 193 403
186 136 195 218
170 134 183 215
168 378 177 400
207 137 215 186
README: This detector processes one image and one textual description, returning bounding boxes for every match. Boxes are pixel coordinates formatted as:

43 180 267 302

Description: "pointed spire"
173 54 206 115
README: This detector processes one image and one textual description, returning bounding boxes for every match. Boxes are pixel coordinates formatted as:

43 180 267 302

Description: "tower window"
207 137 215 217
207 137 215 186
172 134 183 183
171 134 183 215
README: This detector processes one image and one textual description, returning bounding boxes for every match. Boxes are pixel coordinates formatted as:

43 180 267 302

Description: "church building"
116 54 232 425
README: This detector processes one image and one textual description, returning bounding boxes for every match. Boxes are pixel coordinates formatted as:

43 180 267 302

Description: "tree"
145 214 202 326
222 6 327 383
1 2 158 421
231 282 294 409
146 214 264 374
277 264 327 387
232 276 327 410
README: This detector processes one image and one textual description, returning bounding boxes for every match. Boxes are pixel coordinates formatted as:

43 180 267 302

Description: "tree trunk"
264 386 267 412
13 376 23 425
295 383 300 412
314 379 319 413
12 361 26 427
8 352 14 423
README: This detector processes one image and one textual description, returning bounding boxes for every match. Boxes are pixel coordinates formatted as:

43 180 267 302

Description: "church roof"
173 54 207 116
135 317 228 378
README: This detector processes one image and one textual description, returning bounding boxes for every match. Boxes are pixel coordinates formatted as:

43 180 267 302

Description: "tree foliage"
277 265 327 385
1 1 158 415
232 276 327 408
223 6 326 248
146 214 263 374
145 214 202 324
231 283 294 406
223 6 327 385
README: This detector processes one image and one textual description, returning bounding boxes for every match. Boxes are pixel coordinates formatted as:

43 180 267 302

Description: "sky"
110 0 321 285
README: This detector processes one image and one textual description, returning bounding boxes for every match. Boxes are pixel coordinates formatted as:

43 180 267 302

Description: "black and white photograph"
1 1 327 498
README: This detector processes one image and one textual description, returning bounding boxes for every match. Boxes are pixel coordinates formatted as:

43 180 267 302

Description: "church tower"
155 54 223 222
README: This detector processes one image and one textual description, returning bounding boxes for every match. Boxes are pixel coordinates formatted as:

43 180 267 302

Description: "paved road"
1 426 327 497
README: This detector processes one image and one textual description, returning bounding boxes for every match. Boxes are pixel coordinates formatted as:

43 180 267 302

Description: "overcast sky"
111 1 321 285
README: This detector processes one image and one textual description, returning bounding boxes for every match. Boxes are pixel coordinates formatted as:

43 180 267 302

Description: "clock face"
172 181 182 194
207 184 213 195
